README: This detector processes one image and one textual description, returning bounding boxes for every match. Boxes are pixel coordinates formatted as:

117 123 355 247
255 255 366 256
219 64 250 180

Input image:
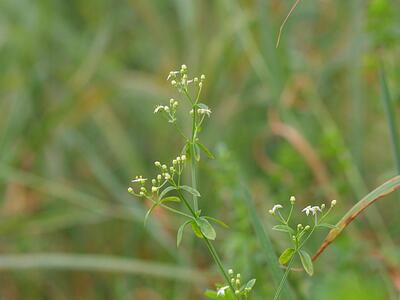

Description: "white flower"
217 286 229 296
302 205 322 216
131 177 147 184
154 105 164 113
331 199 337 207
197 108 212 117
269 204 283 214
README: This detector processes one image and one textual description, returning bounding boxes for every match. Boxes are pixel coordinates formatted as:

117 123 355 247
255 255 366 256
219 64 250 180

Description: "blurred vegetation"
0 0 400 299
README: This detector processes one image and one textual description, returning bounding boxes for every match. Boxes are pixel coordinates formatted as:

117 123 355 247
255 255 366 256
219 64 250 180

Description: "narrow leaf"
159 186 177 199
177 220 191 247
299 250 313 276
313 175 400 261
272 225 294 234
191 221 203 238
204 216 229 228
197 142 215 159
197 217 216 240
144 202 158 225
279 248 295 265
160 196 180 204
193 143 200 162
180 185 201 197
245 278 256 290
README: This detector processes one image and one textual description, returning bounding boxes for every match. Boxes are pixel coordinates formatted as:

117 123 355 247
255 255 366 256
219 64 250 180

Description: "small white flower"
331 199 337 207
154 105 164 113
302 205 321 216
197 108 212 117
290 195 296 204
270 204 283 214
131 177 147 184
217 286 229 296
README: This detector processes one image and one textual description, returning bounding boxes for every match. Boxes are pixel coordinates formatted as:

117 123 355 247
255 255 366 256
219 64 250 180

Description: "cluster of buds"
154 98 179 123
216 269 255 298
167 64 205 93
128 176 148 197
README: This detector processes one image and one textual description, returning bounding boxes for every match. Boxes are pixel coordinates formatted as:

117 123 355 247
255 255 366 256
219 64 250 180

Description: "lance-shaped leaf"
313 175 400 261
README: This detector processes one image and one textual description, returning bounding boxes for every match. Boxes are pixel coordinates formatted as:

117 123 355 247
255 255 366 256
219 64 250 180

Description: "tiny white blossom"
131 177 147 184
217 286 229 296
331 199 337 207
197 108 212 117
154 105 164 113
269 204 283 214
302 205 322 216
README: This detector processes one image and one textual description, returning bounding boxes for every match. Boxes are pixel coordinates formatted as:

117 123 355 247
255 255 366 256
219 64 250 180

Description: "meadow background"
0 0 400 299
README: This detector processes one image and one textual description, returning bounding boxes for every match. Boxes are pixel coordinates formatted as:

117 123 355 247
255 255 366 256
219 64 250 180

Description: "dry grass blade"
313 176 400 261
276 0 302 48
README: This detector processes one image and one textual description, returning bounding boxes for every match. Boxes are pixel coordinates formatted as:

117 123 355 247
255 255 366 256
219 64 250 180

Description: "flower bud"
181 155 186 161
228 269 234 275
128 187 133 193
290 195 296 204
154 161 161 167
171 80 177 86
321 203 326 209
305 225 311 230
151 179 156 185
331 199 337 207
151 186 158 193
200 74 205 80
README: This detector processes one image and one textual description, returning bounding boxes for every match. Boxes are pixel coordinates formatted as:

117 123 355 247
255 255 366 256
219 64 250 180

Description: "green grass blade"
313 175 400 261
380 64 400 173
0 253 208 283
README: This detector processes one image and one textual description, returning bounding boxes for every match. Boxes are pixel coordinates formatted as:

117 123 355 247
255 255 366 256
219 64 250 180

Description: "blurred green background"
0 0 400 299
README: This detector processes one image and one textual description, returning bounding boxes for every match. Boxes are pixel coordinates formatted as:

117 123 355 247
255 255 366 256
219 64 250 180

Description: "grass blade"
313 175 400 261
0 253 208 283
380 64 400 173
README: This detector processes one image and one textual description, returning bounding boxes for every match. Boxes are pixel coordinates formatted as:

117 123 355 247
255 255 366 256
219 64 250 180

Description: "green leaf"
317 223 337 229
204 216 229 228
197 217 216 240
245 278 256 289
177 220 191 247
144 202 158 225
272 225 294 234
159 186 177 199
191 221 203 238
278 248 295 265
197 103 210 110
180 185 201 197
193 143 200 162
183 142 191 160
299 250 313 276
160 196 180 204
197 142 215 159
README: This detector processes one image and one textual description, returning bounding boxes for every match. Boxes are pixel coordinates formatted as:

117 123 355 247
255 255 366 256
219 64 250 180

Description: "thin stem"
273 255 295 300
176 190 237 299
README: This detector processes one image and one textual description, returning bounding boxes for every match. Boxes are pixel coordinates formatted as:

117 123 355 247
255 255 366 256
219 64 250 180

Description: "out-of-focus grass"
0 0 400 299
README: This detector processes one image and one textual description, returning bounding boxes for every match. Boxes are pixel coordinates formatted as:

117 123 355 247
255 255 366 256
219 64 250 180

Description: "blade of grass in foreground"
0 253 208 283
239 186 297 300
379 64 400 174
313 175 400 261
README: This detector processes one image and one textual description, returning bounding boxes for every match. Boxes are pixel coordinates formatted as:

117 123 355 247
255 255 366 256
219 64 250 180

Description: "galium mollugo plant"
269 196 337 300
128 65 256 299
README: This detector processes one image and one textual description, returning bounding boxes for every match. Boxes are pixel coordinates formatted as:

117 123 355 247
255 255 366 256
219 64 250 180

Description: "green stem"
273 256 295 300
176 189 237 299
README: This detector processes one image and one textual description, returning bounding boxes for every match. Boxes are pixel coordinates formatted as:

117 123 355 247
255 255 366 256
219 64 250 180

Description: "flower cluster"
167 64 206 94
269 196 338 276
154 98 179 123
210 269 256 299
128 155 187 199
